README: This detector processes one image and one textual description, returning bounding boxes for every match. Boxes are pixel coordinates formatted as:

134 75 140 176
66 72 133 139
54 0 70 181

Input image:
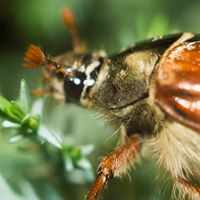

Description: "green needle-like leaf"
18 79 31 113
0 96 25 123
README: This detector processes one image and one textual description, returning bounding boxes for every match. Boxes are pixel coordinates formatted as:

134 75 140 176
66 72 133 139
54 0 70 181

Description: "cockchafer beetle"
24 8 200 200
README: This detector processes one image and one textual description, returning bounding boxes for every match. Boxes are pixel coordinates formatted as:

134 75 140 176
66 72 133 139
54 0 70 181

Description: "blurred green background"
0 0 200 200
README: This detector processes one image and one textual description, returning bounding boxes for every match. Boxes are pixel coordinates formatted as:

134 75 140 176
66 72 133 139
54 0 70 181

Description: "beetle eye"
64 71 86 102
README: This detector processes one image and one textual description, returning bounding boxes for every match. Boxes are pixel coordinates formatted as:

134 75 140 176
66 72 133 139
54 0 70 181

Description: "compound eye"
64 71 87 102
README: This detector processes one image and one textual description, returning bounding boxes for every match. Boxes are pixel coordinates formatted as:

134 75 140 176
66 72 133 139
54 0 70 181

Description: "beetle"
24 8 200 200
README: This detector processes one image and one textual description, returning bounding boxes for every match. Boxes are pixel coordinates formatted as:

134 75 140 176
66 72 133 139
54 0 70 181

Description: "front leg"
86 133 141 200
176 177 200 198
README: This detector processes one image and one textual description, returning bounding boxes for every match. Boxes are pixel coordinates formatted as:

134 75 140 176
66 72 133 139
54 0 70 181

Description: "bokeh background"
0 0 200 200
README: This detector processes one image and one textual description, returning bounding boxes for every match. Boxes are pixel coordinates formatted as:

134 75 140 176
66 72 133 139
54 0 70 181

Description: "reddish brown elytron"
155 35 200 132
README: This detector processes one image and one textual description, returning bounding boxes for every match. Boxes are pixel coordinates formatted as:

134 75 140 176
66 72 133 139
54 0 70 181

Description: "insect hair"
148 121 200 199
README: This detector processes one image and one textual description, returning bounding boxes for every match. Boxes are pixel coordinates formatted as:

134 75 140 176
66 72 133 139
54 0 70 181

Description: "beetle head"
24 45 105 107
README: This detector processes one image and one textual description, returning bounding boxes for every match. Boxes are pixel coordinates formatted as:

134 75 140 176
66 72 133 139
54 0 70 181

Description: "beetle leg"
32 88 49 97
32 88 64 102
62 8 85 53
86 135 141 200
174 177 200 198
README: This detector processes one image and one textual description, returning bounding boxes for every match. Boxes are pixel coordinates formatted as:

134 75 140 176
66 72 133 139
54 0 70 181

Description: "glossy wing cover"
155 40 200 132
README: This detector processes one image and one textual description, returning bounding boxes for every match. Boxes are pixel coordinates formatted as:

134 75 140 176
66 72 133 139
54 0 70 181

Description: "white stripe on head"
80 60 101 100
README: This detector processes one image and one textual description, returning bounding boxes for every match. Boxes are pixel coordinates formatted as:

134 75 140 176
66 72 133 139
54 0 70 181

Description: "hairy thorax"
92 49 166 136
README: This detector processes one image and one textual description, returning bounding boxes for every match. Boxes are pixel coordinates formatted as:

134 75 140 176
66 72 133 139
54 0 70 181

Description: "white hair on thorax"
147 121 200 199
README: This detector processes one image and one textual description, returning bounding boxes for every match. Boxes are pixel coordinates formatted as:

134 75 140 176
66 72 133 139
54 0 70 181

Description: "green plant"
0 79 94 199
